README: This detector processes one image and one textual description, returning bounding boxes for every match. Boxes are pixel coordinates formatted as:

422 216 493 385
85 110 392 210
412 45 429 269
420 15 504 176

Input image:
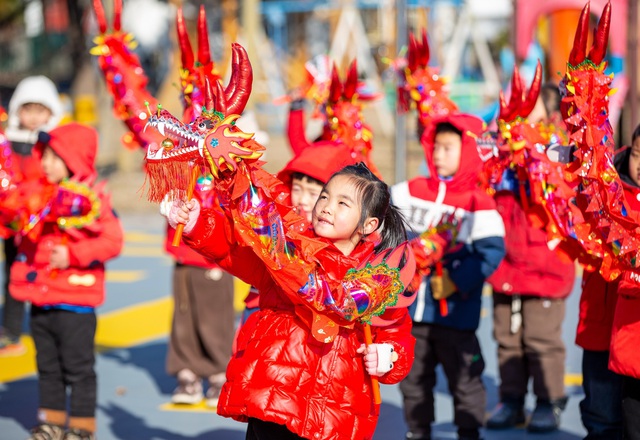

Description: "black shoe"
458 427 482 439
527 398 567 433
486 401 525 429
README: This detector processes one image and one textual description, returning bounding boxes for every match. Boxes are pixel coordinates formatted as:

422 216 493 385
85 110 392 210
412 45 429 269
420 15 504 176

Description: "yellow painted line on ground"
106 270 146 283
95 297 173 349
0 297 174 383
121 246 169 258
124 231 163 244
0 335 36 383
565 373 583 387
234 278 250 313
159 401 216 412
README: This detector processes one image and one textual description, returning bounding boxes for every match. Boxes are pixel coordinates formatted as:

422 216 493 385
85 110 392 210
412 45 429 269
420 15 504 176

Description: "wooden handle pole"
172 165 200 247
363 323 382 405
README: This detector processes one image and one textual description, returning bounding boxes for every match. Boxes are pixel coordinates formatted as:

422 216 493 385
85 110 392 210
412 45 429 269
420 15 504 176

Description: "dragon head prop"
144 43 263 203
496 61 545 161
91 0 161 150
176 6 233 123
397 29 458 127
559 1 638 279
562 0 613 156
321 61 380 174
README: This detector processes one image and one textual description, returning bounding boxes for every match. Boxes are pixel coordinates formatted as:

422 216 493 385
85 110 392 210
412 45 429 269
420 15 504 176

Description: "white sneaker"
171 379 203 405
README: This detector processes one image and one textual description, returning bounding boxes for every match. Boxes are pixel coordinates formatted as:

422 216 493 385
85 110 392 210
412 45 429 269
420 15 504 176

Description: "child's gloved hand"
431 268 457 300
167 198 201 235
357 343 399 376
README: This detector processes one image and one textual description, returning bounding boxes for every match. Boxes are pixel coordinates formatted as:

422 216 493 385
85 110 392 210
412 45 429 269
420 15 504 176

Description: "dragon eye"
198 120 214 130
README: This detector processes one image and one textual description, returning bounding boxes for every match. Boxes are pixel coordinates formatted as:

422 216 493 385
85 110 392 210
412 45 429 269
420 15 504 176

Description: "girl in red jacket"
9 123 124 440
168 163 416 440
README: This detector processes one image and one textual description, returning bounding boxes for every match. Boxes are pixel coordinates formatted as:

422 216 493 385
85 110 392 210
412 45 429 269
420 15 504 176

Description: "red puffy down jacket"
184 207 415 440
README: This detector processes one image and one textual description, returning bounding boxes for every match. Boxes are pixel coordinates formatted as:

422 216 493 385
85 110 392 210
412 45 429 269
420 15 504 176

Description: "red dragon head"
496 60 545 157
320 60 379 174
398 29 458 127
144 43 262 202
176 5 229 123
561 0 612 149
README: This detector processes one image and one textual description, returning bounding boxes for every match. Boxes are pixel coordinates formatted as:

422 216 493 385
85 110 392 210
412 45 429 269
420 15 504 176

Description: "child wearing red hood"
393 114 506 440
9 123 124 440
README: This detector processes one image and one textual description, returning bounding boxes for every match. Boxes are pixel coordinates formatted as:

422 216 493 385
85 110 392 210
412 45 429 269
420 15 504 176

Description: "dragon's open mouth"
145 111 205 161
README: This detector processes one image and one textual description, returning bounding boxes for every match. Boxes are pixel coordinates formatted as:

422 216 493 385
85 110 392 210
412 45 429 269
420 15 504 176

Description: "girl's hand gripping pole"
172 164 200 247
363 323 382 405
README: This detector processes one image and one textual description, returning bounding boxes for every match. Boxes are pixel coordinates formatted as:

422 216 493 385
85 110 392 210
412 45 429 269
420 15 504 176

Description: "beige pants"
166 264 235 378
493 292 566 400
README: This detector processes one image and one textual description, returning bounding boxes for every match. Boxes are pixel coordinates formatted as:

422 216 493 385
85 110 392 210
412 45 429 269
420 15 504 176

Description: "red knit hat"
277 142 363 187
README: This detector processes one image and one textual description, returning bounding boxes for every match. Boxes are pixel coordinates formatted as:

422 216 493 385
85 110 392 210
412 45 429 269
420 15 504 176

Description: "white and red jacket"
392 113 506 330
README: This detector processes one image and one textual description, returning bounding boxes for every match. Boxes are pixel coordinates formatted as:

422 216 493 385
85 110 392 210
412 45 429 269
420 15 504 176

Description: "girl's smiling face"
312 174 378 256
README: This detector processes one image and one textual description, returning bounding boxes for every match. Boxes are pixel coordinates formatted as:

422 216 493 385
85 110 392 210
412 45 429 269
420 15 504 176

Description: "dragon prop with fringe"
559 0 640 280
143 44 415 404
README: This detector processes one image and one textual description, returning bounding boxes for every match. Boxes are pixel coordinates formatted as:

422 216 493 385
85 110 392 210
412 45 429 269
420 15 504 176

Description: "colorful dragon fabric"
559 1 640 280
143 45 412 342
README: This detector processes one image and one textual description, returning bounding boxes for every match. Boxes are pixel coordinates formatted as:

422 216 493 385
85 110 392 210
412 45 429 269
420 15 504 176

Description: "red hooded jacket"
392 113 506 330
9 123 124 307
487 189 575 299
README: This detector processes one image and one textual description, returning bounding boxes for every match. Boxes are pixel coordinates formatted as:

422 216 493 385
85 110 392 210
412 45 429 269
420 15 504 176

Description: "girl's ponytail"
376 202 408 252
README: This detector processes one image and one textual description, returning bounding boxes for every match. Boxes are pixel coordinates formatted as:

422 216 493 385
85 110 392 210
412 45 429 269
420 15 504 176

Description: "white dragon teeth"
157 122 166 136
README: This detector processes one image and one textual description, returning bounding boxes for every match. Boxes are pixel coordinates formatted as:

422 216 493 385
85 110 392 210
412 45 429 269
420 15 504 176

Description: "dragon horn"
113 0 122 31
329 64 342 103
407 32 418 72
343 60 358 100
225 44 240 98
204 77 215 111
568 2 591 66
214 79 228 114
500 66 523 121
92 0 107 34
177 8 194 70
197 5 211 66
588 1 611 65
225 43 253 115
519 60 543 118
418 28 430 67
498 91 509 120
